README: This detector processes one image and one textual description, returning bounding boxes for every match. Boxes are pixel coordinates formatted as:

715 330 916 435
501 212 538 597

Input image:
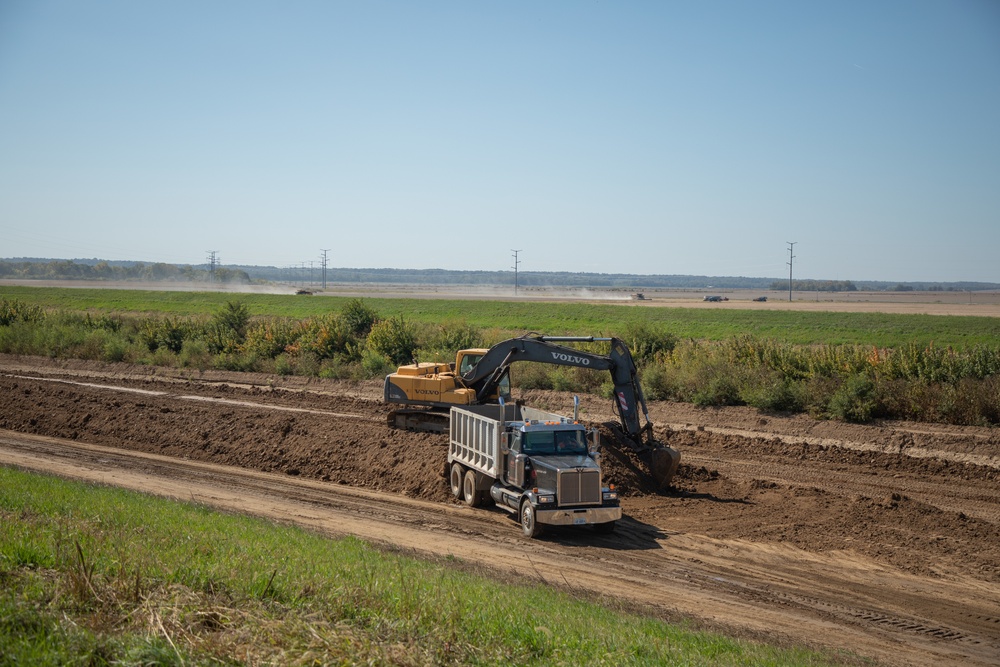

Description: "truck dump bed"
448 405 512 478
448 404 577 479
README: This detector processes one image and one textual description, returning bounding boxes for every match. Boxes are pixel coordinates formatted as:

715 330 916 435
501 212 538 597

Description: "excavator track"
388 408 450 433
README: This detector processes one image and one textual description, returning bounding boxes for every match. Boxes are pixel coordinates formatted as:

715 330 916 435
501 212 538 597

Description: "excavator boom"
464 336 652 443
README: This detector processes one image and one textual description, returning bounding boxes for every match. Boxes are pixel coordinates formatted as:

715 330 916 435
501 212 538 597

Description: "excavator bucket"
648 444 681 490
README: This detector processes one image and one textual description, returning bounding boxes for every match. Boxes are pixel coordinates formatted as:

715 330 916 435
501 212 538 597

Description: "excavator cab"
457 350 487 376
457 349 510 401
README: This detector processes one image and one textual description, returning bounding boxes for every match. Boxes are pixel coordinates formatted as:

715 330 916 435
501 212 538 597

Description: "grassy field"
0 467 853 666
3 285 999 348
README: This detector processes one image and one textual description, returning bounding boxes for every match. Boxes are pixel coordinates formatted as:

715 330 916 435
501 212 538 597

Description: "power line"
786 242 797 302
320 249 331 290
206 250 219 281
511 249 522 296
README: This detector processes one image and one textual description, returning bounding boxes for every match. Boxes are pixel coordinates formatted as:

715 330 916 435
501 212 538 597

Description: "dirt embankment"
2 354 999 666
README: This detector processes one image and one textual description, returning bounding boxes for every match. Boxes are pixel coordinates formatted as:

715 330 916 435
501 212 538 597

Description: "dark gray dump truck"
447 403 621 538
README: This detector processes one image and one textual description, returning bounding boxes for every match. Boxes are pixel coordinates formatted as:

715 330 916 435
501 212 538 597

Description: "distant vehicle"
632 293 647 300
703 295 725 302
295 289 313 295
752 296 767 302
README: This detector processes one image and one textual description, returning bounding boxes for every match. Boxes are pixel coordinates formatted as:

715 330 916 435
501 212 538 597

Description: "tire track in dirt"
1 373 381 423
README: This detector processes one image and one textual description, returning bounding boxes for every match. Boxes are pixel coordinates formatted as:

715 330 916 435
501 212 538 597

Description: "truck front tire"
450 463 464 499
520 500 544 538
463 469 481 507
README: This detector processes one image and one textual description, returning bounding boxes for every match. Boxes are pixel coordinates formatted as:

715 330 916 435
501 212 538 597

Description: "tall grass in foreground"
0 468 853 666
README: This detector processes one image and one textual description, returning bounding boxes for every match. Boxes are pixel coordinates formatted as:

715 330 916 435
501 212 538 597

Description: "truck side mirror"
500 432 510 456
587 428 601 450
588 428 601 460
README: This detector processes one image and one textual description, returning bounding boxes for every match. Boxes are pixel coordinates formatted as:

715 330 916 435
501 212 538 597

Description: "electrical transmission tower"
511 249 522 296
207 250 219 281
786 242 797 302
320 249 331 289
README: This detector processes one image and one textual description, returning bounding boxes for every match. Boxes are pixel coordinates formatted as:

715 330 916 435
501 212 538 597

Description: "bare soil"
1 353 999 666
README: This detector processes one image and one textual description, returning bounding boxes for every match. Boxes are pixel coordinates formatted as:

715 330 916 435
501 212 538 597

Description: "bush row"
639 337 1000 425
1 298 997 425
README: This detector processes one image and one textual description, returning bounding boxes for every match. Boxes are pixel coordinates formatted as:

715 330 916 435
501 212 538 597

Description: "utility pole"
511 249 522 296
320 249 330 290
786 242 796 302
206 251 218 282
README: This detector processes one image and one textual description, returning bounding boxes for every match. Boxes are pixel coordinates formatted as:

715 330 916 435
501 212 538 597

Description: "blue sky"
1 1 998 282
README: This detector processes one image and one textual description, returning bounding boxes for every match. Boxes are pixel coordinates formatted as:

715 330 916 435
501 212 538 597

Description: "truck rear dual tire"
449 463 464 499
463 469 483 508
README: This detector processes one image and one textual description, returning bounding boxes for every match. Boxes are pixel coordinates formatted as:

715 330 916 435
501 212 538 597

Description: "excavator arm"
465 336 653 444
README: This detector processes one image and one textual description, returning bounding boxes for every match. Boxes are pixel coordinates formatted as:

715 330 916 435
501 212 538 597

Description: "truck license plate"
573 517 587 526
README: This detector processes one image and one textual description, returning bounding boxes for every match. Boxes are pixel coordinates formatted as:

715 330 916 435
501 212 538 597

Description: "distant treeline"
768 280 859 292
2 258 998 292
0 259 249 284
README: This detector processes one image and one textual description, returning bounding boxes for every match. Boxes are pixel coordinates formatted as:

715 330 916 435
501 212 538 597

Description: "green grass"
3 285 999 348
0 467 858 666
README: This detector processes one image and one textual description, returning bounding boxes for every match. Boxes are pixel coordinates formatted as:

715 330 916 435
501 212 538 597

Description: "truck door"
506 431 524 487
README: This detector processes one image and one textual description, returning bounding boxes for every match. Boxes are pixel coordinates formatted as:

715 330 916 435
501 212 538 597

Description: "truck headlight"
537 495 555 504
602 491 618 501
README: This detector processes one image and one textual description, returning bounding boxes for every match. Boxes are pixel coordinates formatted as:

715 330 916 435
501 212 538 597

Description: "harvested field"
1 354 998 666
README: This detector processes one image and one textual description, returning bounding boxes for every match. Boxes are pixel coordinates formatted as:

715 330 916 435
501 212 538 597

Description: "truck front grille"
557 469 601 507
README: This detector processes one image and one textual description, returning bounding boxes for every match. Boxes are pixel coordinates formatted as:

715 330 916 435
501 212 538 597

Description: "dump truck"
385 335 681 489
447 401 621 538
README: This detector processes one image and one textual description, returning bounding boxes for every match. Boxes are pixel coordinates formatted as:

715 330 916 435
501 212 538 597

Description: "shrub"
740 372 804 413
511 362 554 391
177 339 212 369
102 337 129 363
213 300 251 340
341 299 379 337
243 318 298 359
828 374 878 423
295 314 359 361
360 349 393 378
621 322 677 364
367 316 417 365
138 317 189 354
0 298 45 326
430 320 483 353
640 363 673 401
691 373 741 407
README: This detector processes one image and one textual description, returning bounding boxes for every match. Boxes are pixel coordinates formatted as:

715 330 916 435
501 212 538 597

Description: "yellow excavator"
383 335 680 488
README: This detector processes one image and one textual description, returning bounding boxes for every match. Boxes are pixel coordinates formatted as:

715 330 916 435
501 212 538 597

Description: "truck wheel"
463 469 481 508
593 520 616 534
520 500 544 538
449 463 464 499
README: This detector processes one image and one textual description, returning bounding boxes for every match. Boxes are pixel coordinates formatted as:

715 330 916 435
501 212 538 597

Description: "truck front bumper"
535 506 621 527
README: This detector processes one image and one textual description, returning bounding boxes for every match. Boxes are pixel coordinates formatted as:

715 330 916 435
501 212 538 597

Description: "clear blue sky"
1 1 998 282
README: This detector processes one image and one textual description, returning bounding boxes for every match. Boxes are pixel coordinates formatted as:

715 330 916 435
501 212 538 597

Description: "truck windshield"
522 430 587 455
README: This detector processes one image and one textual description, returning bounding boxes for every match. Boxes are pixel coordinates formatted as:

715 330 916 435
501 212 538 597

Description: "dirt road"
1 355 998 666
